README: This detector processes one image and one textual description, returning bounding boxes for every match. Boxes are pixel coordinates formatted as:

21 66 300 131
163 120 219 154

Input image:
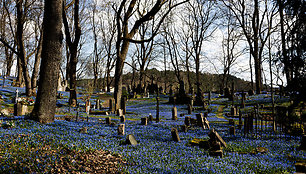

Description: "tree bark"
31 0 63 124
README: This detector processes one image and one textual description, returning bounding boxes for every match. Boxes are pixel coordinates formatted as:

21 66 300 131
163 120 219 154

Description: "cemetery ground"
1 76 306 173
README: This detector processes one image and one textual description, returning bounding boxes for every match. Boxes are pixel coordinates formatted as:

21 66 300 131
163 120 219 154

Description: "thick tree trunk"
253 0 262 94
31 0 63 124
114 40 130 110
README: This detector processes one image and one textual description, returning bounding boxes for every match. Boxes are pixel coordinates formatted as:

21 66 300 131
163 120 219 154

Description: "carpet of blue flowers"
0 76 305 173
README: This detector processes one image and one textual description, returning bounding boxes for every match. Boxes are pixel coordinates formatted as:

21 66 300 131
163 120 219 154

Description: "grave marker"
172 107 177 120
141 117 148 125
106 117 111 125
109 99 115 112
187 104 192 114
185 116 191 126
171 128 181 142
120 115 125 123
118 124 125 135
125 134 138 146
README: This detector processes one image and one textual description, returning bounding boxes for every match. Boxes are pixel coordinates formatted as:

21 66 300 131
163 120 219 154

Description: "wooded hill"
78 69 271 93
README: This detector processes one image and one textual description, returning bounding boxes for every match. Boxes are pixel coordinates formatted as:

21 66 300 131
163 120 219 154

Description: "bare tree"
184 0 218 104
113 0 188 109
62 0 81 106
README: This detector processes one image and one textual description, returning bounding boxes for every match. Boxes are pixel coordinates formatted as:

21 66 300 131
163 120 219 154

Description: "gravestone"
224 87 231 98
185 116 191 126
156 97 160 122
208 140 223 158
248 89 255 96
295 162 306 173
109 99 115 112
96 99 100 110
106 117 111 125
0 109 9 116
180 113 185 117
208 129 227 148
171 128 181 142
141 117 148 125
238 109 243 129
125 134 137 146
117 109 123 116
120 115 125 123
241 92 245 108
121 96 126 115
204 112 208 118
208 91 211 101
14 102 28 116
85 100 91 114
203 117 210 129
148 114 153 122
187 104 192 114
118 124 125 135
15 89 19 103
196 113 205 129
172 107 178 120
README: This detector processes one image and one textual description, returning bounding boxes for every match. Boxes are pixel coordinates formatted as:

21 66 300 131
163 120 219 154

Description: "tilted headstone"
141 117 148 125
185 116 191 126
118 124 125 135
120 115 125 123
125 134 138 146
172 107 178 120
171 128 181 142
203 117 210 129
106 117 111 125
196 113 205 129
208 129 227 148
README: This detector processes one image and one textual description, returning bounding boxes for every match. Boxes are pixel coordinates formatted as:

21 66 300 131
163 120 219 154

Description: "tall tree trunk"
16 0 32 96
31 0 63 124
253 0 262 94
278 0 291 84
114 40 130 110
31 32 43 94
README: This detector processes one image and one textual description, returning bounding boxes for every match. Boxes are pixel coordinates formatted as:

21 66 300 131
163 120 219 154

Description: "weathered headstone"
117 109 123 116
208 140 223 158
121 96 126 115
187 104 192 114
106 117 111 125
241 92 245 108
120 115 125 123
231 106 236 116
118 124 125 135
185 116 191 126
172 107 178 120
14 102 28 116
125 134 138 146
295 162 306 173
238 109 243 129
203 117 210 129
171 128 181 142
208 129 227 148
248 89 255 96
109 98 115 112
141 117 148 125
85 100 91 114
